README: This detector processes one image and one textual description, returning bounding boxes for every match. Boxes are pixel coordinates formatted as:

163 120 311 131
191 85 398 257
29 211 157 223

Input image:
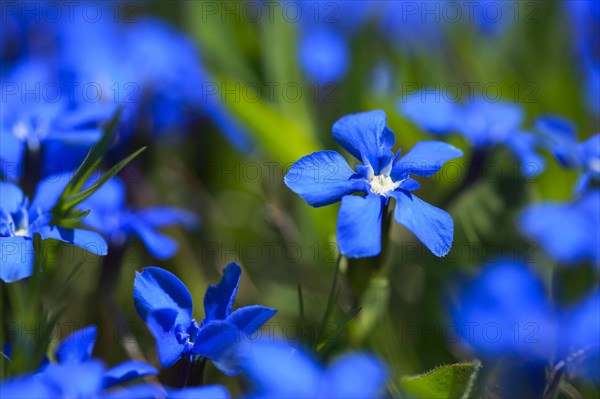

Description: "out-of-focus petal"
55 325 97 364
0 236 34 283
102 361 158 389
323 353 388 398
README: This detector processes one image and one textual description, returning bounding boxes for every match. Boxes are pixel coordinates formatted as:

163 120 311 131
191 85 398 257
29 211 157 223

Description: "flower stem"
317 254 343 346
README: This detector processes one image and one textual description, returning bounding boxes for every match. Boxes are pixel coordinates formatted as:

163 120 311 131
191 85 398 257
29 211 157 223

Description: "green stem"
317 254 343 346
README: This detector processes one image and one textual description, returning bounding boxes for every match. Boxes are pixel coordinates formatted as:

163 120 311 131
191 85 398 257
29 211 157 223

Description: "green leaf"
59 146 146 214
401 360 482 399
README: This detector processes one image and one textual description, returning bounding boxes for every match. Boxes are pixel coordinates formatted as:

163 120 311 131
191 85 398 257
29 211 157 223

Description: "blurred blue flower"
451 260 557 360
242 339 387 398
299 28 349 83
399 92 546 176
451 261 600 379
565 0 600 115
0 325 228 399
134 263 277 374
535 115 599 193
79 177 198 260
296 1 371 83
0 62 110 180
520 190 600 266
285 110 462 258
0 181 107 283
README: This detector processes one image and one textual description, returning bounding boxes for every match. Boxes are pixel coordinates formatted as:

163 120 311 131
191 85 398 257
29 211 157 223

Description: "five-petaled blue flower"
284 110 462 258
0 325 229 398
535 115 599 193
241 338 387 398
134 263 277 375
0 181 107 283
399 92 545 177
520 190 600 266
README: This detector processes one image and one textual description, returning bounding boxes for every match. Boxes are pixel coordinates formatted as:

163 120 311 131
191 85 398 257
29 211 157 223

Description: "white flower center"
14 228 28 237
368 174 398 196
589 157 600 174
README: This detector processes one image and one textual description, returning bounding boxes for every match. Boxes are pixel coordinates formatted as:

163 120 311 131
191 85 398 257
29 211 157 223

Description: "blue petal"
504 132 545 177
242 339 320 398
323 353 387 399
36 226 108 256
80 177 127 214
581 133 600 177
146 308 187 368
332 110 395 174
45 128 103 145
129 221 179 260
336 195 383 258
136 207 199 229
0 182 24 213
55 325 97 364
102 361 158 388
192 320 243 375
204 262 241 321
391 141 463 179
41 360 106 398
168 385 230 399
133 267 193 331
398 177 420 192
299 28 349 83
284 151 364 207
392 191 453 257
0 133 25 178
520 193 600 264
451 261 557 359
101 383 166 399
459 100 523 146
228 305 277 335
535 115 581 168
29 173 72 213
0 376 55 399
398 90 458 134
0 236 34 283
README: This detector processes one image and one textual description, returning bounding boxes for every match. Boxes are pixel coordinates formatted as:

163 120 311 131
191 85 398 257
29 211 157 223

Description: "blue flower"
79 177 198 260
0 325 229 398
299 28 349 83
451 260 557 360
285 110 462 258
399 92 545 176
519 190 600 266
134 263 277 375
451 260 600 378
535 115 599 193
0 181 107 283
0 62 109 180
0 325 155 398
242 339 387 398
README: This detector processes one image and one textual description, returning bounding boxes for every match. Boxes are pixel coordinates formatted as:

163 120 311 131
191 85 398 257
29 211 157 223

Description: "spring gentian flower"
285 110 462 258
399 92 545 176
451 261 600 382
535 115 599 193
79 177 198 260
0 181 107 283
242 339 387 398
450 260 557 360
134 263 277 375
0 325 229 399
519 190 600 266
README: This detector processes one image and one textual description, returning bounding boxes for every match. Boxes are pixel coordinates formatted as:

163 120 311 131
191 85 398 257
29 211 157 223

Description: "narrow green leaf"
401 360 482 399
59 146 146 216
